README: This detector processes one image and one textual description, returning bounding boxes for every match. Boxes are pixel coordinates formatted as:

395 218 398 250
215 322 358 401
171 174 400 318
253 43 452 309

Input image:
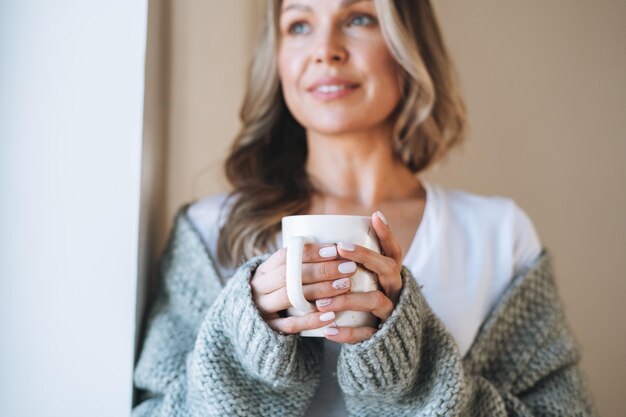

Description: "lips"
307 76 360 101
307 76 360 92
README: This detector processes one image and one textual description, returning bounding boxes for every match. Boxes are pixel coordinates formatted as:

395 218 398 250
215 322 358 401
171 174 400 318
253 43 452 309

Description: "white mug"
281 215 381 337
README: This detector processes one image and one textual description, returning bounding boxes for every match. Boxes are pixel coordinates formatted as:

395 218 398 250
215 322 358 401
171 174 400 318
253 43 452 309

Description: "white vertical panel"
0 1 147 416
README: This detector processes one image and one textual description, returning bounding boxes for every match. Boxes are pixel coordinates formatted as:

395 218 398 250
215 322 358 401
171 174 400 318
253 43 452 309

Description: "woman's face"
277 0 402 136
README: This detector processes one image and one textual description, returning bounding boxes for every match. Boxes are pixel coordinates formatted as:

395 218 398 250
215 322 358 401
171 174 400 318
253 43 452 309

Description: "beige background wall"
142 1 626 415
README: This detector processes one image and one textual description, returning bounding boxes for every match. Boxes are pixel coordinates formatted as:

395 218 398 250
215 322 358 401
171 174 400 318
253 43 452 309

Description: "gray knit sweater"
132 206 596 416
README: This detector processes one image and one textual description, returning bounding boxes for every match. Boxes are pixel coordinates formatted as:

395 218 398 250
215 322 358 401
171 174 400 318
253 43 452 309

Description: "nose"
313 28 348 64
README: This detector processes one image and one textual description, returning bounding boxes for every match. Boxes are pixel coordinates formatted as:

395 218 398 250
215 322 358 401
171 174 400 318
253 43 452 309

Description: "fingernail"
376 210 388 226
338 261 356 274
324 327 340 336
316 298 333 307
319 245 337 258
338 242 355 251
319 311 335 322
332 277 351 289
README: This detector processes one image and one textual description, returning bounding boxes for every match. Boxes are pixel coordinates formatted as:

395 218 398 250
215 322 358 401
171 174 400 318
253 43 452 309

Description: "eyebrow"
281 0 372 14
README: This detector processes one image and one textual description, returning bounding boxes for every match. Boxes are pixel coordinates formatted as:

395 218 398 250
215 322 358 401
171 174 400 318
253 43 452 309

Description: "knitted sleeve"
132 209 323 417
337 249 597 416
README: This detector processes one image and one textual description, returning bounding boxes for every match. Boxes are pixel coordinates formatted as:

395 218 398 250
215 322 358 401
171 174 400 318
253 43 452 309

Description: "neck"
305 126 422 209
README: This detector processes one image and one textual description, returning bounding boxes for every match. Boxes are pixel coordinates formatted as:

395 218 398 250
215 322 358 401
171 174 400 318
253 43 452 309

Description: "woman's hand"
251 243 357 335
315 211 404 344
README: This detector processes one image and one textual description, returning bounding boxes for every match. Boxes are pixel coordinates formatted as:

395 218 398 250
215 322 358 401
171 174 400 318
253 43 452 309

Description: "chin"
298 111 362 134
305 121 362 136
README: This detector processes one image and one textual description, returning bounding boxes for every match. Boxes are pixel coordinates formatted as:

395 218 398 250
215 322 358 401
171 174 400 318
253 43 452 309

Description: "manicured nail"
376 210 388 226
332 277 351 289
338 242 355 251
319 311 335 322
338 261 357 274
324 327 340 336
319 245 337 258
316 298 333 307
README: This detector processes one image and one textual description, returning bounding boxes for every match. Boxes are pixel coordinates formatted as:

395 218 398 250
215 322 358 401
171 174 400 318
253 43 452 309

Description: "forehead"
281 0 373 13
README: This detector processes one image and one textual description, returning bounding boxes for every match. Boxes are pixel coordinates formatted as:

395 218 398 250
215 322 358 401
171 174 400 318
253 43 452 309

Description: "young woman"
133 1 596 415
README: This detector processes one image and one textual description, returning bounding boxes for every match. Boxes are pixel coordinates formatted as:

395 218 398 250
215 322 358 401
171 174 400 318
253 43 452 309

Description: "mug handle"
286 236 316 313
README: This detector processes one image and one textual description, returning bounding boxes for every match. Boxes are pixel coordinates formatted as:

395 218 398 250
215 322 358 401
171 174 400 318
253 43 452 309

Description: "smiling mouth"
310 83 360 101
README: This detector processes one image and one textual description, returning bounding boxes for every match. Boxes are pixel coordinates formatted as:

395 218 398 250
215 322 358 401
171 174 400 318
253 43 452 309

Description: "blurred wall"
144 1 626 415
136 0 170 371
164 1 262 228
429 3 626 416
0 1 148 416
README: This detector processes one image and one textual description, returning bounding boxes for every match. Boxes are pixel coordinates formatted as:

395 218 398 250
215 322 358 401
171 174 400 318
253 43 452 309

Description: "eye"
287 21 311 35
347 14 377 27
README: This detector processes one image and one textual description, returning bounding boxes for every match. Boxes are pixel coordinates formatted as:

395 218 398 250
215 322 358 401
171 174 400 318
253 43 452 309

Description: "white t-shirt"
186 179 542 417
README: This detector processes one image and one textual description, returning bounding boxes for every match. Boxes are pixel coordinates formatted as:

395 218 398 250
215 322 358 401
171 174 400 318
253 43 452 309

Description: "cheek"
363 57 402 125
278 49 304 96
278 49 312 127
368 46 402 99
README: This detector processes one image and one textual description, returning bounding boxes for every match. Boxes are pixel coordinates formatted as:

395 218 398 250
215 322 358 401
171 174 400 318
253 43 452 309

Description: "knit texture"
133 206 596 416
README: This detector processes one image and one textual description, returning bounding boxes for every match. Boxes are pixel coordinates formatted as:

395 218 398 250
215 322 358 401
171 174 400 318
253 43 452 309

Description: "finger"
252 244 341 293
314 291 394 321
371 211 403 265
251 260 288 295
254 278 353 314
254 287 291 314
336 243 388 274
322 326 377 343
252 259 356 295
336 242 402 300
301 260 357 284
256 243 338 275
255 247 287 275
267 311 338 335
